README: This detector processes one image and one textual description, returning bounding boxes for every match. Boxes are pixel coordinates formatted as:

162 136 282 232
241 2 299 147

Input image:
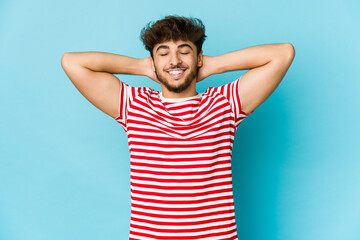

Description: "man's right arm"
60 52 157 119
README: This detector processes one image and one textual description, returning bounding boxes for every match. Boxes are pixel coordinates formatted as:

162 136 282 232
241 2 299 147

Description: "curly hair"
140 15 207 57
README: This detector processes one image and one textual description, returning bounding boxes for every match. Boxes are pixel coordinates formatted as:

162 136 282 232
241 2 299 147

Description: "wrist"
211 55 228 74
139 57 154 78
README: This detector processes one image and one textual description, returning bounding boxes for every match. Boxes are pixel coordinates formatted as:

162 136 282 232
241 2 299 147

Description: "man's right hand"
142 57 161 84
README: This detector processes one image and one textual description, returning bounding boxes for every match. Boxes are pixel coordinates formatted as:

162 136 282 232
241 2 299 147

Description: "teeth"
169 70 183 75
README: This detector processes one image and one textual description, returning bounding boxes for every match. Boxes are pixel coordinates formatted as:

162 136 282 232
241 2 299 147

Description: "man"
61 16 294 240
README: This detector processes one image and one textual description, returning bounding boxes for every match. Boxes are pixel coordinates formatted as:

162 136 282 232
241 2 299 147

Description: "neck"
161 80 198 99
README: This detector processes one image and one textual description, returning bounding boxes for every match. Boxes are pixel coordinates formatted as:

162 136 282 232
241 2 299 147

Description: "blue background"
1 0 360 239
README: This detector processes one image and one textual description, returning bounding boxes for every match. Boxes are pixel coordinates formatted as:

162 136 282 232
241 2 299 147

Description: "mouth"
167 68 187 80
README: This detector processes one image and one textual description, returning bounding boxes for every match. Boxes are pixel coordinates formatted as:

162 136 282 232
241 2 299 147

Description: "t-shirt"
114 76 252 240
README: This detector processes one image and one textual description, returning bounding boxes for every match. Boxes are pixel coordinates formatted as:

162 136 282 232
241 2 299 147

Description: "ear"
197 50 203 68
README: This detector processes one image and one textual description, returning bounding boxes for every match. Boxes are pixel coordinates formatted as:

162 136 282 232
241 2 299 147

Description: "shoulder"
203 79 238 98
121 81 157 98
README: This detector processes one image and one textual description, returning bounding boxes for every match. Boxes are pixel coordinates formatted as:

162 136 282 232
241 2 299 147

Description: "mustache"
166 64 188 70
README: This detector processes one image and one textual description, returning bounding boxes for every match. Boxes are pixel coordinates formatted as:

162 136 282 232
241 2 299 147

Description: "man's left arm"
198 43 295 115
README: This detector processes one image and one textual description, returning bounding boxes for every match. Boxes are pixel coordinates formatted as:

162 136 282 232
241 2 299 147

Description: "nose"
169 52 182 67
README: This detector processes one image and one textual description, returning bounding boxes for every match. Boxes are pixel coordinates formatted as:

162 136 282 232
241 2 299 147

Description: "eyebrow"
155 43 193 53
178 44 193 51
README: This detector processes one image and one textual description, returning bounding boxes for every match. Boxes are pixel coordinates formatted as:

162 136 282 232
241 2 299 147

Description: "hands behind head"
196 55 213 83
143 57 161 84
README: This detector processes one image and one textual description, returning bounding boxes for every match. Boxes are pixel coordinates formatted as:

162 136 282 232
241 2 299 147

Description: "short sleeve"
114 81 137 132
212 76 253 127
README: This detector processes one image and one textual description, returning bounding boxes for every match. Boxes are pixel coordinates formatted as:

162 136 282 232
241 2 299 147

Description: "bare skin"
148 40 202 99
61 42 295 118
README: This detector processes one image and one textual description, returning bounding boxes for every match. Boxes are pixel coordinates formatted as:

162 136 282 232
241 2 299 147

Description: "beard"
155 64 198 94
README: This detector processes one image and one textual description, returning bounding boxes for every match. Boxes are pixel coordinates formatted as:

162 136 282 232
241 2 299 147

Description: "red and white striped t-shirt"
114 76 252 240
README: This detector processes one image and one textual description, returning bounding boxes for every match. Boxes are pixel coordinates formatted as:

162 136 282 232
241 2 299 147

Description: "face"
152 40 203 93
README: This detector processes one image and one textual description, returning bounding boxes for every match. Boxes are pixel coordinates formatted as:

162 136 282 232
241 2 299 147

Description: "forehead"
154 40 196 52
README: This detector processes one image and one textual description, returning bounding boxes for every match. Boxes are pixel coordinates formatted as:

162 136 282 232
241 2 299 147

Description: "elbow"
272 43 295 66
61 52 74 69
283 43 295 60
61 53 68 67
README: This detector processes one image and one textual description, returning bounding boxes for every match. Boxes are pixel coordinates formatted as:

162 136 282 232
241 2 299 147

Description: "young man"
61 16 294 240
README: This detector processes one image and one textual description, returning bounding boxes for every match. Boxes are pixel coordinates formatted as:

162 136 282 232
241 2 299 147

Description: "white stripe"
129 223 236 237
131 191 234 201
130 176 232 187
132 200 233 210
130 163 231 173
130 149 231 159
130 141 231 152
128 128 235 143
130 218 236 230
128 106 233 131
130 170 232 180
129 133 233 145
130 184 233 194
131 207 235 219
130 156 230 166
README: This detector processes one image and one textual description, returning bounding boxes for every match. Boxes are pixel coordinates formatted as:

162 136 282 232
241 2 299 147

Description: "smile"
167 69 186 79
